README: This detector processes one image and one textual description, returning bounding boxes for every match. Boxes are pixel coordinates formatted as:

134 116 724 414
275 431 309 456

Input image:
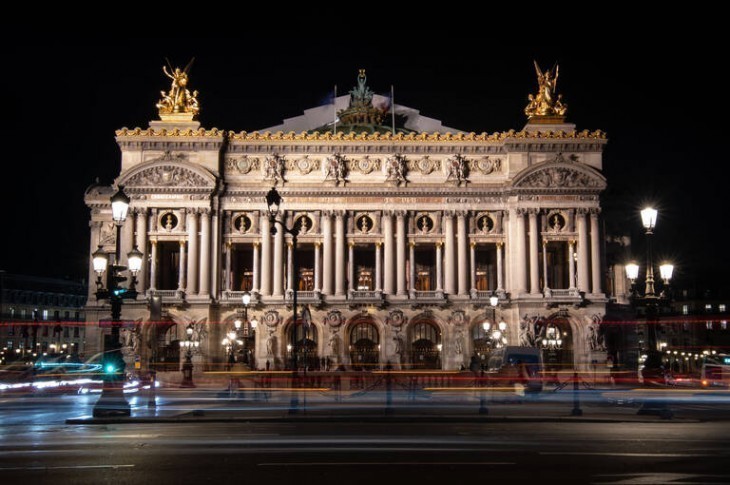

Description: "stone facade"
83 78 609 377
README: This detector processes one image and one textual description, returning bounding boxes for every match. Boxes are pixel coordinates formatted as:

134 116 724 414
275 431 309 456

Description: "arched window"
410 321 441 369
349 320 379 369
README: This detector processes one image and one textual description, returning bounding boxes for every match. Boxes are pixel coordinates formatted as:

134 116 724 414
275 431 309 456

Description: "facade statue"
393 334 404 355
446 155 467 183
524 61 567 119
386 154 407 184
328 333 340 357
266 331 275 356
156 59 200 120
325 154 347 184
264 155 286 183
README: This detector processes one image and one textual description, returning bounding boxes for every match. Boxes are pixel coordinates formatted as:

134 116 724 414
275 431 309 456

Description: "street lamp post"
265 187 303 414
180 323 199 387
91 186 142 417
625 207 674 379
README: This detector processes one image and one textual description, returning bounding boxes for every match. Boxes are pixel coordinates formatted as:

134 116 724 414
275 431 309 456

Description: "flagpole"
391 85 395 135
333 85 337 135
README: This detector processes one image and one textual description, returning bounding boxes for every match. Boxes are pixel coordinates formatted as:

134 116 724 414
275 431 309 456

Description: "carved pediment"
513 160 605 190
121 161 216 189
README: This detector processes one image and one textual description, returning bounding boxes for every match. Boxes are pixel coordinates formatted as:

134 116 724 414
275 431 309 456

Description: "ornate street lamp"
180 323 199 387
625 206 673 379
92 185 140 417
482 294 508 350
265 187 303 413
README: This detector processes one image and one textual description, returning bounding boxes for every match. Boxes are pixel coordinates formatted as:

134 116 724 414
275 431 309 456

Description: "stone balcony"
348 289 384 308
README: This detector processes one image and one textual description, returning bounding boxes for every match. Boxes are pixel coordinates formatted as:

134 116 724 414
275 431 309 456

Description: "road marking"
258 462 515 466
0 465 135 471
540 452 713 458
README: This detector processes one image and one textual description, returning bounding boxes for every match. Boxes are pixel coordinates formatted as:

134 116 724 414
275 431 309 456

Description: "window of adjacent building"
75 312 80 321
63 327 70 338
64 311 70 320
682 305 689 315
721 320 728 330
705 304 713 312
683 322 690 332
42 309 48 320
8 326 14 336
706 321 714 330
43 326 49 337
720 304 727 313
6 340 13 350
20 309 26 320
73 327 80 338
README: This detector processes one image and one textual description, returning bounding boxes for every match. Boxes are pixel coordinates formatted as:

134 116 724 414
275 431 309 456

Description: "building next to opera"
83 63 610 379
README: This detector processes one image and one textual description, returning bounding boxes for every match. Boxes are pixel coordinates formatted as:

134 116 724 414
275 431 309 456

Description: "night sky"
3 38 725 293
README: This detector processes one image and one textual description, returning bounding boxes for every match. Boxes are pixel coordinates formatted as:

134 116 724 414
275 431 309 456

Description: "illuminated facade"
84 66 609 379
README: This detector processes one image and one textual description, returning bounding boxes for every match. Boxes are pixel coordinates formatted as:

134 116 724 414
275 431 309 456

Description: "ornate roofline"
116 127 607 143
510 154 607 193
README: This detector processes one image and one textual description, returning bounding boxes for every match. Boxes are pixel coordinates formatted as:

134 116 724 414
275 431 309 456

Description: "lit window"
722 321 728 330
7 340 13 350
706 321 714 330
42 309 48 320
682 305 689 315
720 304 726 313
705 304 713 312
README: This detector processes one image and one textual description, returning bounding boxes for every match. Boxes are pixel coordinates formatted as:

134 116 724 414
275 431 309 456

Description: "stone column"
383 212 395 295
225 242 232 291
348 242 355 293
322 212 333 295
134 210 148 293
577 209 590 293
121 214 134 267
568 240 576 290
314 242 321 292
273 211 284 296
513 209 527 295
375 242 382 292
178 240 187 291
409 242 416 293
436 242 443 293
252 242 260 293
286 242 293 292
528 209 540 295
542 240 549 291
260 215 271 296
199 210 211 296
496 242 504 292
335 212 346 296
444 211 456 295
149 240 158 291
457 211 469 295
470 242 476 294
396 211 407 295
211 211 220 298
186 210 198 295
590 209 602 294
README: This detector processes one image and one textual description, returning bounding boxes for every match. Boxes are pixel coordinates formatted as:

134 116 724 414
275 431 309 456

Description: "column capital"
395 210 408 218
589 207 601 216
470 241 476 248
409 241 416 247
253 241 260 248
515 208 529 216
527 208 540 216
334 210 346 219
382 209 395 217
576 208 590 216
186 208 199 215
180 239 187 247
455 210 469 218
349 241 356 248
496 241 504 248
435 241 443 248
151 239 158 245
542 238 548 246
569 239 576 246
443 209 456 217
314 241 321 248
375 241 382 248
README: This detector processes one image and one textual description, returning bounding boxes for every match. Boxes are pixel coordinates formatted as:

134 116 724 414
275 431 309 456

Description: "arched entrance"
409 320 442 369
536 315 573 379
150 320 180 372
348 318 379 369
285 319 319 371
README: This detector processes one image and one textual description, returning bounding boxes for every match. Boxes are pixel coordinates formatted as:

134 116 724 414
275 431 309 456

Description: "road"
1 419 729 484
1 388 730 484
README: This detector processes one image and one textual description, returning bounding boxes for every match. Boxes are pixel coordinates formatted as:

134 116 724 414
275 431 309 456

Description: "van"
487 346 544 394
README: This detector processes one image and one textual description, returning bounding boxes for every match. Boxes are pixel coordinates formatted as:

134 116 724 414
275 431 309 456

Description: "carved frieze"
263 154 286 183
469 156 502 175
520 167 601 188
287 156 320 175
126 165 213 187
225 155 261 174
325 310 344 328
408 156 440 175
263 310 281 328
349 156 381 175
386 309 407 328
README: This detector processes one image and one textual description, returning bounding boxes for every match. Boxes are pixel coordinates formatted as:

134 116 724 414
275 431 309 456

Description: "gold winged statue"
156 58 200 121
525 61 567 120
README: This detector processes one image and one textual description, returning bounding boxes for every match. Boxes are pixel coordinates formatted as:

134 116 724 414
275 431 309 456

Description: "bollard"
571 371 583 416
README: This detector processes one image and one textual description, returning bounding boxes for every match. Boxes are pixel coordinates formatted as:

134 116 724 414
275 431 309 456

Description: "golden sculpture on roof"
156 58 200 121
525 61 567 121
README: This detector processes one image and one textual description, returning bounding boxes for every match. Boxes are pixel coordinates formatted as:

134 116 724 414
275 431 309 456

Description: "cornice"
115 127 607 143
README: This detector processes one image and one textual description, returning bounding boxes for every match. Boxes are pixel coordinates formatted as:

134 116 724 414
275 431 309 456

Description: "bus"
701 355 730 388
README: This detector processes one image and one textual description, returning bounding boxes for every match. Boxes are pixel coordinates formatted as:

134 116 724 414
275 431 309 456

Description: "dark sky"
3 38 726 293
